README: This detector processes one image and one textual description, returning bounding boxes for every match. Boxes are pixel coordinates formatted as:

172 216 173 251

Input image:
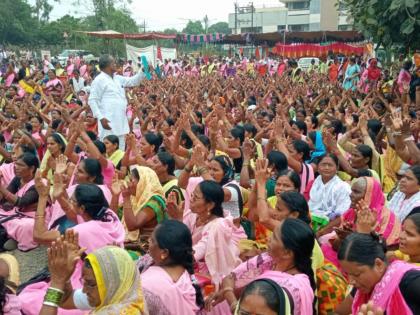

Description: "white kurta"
308 175 351 220
88 71 145 138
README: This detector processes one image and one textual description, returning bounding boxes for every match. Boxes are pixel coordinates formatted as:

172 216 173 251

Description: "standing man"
88 55 145 150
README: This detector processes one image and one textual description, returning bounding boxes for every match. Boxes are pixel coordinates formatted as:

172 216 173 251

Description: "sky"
30 0 283 31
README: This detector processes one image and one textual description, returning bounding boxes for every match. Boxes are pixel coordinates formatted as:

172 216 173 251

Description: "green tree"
340 0 419 51
163 28 178 35
0 0 39 44
34 0 60 23
208 22 231 34
182 20 204 34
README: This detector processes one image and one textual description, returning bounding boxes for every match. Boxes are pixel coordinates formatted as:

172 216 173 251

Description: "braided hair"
155 220 205 309
279 218 317 314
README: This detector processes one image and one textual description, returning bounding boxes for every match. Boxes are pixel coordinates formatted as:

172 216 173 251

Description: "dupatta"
352 260 419 315
342 177 401 246
86 246 148 315
124 166 166 241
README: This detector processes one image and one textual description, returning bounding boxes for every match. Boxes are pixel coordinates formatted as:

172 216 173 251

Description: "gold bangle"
257 197 266 201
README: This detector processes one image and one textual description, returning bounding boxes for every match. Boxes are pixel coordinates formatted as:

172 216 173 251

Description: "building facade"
228 0 352 34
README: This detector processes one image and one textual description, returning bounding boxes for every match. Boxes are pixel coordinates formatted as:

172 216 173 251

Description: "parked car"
298 57 320 71
56 50 97 66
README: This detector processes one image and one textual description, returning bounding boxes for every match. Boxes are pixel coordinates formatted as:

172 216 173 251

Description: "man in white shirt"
88 55 145 150
71 70 85 94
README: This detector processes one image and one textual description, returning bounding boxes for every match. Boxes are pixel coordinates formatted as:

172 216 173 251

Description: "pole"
234 3 238 35
251 2 254 33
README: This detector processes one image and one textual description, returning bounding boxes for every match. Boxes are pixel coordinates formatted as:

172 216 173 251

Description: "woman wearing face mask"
39 236 148 315
138 220 204 314
336 233 420 315
208 218 316 315
19 182 125 315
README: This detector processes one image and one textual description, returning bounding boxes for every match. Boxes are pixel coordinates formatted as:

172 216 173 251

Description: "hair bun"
370 231 387 253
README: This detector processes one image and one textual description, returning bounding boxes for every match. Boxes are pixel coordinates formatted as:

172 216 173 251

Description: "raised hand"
111 173 122 197
121 179 137 199
166 191 183 220
52 173 65 200
34 170 49 198
55 154 68 175
48 236 85 285
254 158 271 185
242 138 254 161
357 301 384 315
355 200 377 234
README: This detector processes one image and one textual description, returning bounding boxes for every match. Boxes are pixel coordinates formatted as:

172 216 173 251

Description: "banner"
274 42 366 58
126 44 177 70
41 50 51 60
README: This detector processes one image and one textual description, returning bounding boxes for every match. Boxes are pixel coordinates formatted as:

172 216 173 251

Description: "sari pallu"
0 178 45 251
352 261 420 315
141 266 199 315
231 252 314 315
322 177 401 270
125 166 167 246
86 246 147 314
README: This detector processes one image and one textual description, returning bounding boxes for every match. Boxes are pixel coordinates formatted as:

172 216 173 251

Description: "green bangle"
44 287 64 306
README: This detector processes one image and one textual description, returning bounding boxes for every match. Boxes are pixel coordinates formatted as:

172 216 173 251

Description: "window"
338 25 353 31
286 1 310 10
241 27 263 33
277 25 286 31
289 24 309 31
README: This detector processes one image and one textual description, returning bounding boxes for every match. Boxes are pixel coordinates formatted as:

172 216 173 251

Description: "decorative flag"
255 47 260 59
157 46 162 61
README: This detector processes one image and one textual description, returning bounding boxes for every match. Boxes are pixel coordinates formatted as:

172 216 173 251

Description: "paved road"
10 246 48 283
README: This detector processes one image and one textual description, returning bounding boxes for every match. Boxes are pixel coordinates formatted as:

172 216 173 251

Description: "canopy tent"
219 31 365 46
77 30 177 40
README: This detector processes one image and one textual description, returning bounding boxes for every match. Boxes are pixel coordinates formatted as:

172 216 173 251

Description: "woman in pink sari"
337 233 420 315
397 61 412 94
0 153 41 251
19 182 125 315
181 180 243 288
208 218 316 315
47 158 111 233
138 220 204 315
44 69 64 99
321 177 401 271
4 63 16 88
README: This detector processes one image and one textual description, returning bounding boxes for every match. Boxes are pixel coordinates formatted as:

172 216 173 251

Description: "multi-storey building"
228 0 352 34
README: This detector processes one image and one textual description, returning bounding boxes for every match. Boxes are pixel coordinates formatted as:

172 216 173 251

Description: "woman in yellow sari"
103 135 125 169
40 237 148 315
117 166 167 250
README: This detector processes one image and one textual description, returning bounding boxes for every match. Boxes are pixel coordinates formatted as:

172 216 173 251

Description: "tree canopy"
182 20 204 34
340 0 419 51
208 22 231 34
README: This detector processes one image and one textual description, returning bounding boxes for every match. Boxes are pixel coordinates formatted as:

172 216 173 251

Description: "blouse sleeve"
399 270 420 314
15 186 39 208
193 230 208 262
